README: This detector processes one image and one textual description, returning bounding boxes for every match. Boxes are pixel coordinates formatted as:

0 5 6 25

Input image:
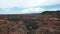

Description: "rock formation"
0 11 60 34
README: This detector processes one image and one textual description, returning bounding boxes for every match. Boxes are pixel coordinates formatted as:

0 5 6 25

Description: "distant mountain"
41 11 60 14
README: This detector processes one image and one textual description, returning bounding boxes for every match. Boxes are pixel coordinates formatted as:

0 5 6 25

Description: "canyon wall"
0 11 60 34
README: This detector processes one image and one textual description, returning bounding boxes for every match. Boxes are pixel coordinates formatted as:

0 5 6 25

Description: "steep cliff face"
0 11 60 34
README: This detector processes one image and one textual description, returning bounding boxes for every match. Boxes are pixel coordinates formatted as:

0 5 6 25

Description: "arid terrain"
0 11 60 34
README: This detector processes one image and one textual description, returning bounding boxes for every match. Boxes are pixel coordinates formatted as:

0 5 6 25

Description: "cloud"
0 0 60 8
19 7 45 14
42 0 60 6
0 7 45 14
46 8 60 11
0 0 45 8
0 0 60 14
0 7 60 14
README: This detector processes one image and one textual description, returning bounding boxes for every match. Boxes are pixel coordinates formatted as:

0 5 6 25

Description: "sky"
0 0 60 14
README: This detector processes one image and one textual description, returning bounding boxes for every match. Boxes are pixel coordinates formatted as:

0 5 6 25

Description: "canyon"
0 11 60 34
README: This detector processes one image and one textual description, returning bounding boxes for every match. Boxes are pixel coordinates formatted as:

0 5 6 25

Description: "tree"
23 19 42 34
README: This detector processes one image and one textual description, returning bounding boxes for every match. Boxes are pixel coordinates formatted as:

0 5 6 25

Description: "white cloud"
46 8 60 11
19 7 45 14
0 7 60 14
0 7 45 14
42 0 60 6
0 0 60 8
0 0 45 8
0 0 60 14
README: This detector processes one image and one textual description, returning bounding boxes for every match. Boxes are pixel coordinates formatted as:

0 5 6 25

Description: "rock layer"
0 11 60 34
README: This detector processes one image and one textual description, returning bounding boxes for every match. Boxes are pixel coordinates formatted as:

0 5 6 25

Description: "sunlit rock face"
0 11 60 34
